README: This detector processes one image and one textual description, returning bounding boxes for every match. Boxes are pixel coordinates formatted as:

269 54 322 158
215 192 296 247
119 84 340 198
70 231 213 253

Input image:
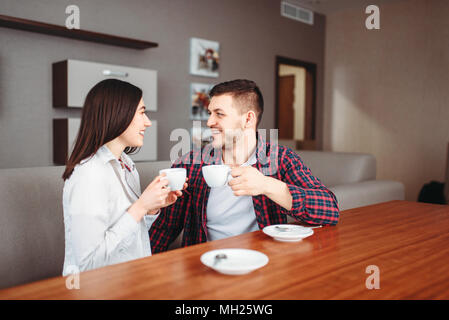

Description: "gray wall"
323 0 449 200
0 0 326 168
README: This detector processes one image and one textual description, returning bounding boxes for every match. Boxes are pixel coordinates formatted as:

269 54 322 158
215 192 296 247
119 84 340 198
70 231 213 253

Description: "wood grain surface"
1 200 448 299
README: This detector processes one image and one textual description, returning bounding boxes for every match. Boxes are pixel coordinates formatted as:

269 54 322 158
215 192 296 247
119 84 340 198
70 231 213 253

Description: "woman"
62 79 184 275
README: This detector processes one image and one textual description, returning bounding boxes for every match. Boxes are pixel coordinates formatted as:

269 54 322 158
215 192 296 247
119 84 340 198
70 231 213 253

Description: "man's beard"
221 128 244 151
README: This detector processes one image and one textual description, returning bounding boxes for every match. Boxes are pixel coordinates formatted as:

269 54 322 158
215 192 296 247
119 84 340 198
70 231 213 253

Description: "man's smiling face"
206 94 246 150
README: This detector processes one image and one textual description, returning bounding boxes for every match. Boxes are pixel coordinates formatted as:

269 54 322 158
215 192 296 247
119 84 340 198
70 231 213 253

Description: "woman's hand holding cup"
162 179 188 209
128 173 186 222
154 168 188 210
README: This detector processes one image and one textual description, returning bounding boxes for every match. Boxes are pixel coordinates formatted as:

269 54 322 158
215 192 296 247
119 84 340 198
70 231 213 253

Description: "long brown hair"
62 79 142 180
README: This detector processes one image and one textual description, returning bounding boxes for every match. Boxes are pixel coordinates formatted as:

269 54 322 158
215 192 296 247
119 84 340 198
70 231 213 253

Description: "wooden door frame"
275 56 317 141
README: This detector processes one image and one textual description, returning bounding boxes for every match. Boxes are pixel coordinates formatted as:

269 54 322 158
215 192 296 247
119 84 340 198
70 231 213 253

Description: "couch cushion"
0 166 66 289
294 151 376 187
329 180 405 211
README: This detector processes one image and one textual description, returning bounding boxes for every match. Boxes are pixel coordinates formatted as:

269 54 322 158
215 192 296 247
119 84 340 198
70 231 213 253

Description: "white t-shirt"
206 151 259 241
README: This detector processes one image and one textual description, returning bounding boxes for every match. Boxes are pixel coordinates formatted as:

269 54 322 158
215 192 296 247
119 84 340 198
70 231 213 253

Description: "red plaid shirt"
149 135 339 253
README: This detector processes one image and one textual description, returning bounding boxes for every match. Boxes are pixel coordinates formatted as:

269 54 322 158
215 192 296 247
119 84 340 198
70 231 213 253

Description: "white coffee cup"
202 165 231 188
159 168 186 191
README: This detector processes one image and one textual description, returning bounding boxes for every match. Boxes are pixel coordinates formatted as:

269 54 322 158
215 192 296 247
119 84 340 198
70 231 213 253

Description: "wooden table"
1 200 448 300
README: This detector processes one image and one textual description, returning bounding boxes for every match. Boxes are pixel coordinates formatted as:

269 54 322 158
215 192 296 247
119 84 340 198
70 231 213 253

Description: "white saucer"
200 248 269 275
262 224 314 242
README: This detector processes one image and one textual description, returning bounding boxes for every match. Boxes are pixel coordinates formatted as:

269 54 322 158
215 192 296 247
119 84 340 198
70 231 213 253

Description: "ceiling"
289 0 404 15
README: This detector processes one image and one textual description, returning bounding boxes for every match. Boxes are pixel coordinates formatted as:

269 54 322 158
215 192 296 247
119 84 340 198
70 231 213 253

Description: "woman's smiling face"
119 98 152 148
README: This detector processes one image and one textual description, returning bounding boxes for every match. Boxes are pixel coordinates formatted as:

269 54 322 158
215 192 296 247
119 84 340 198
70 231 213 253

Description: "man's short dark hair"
209 79 264 127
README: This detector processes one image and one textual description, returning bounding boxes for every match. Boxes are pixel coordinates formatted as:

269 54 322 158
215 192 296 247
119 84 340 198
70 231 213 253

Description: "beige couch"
296 151 404 211
0 150 404 289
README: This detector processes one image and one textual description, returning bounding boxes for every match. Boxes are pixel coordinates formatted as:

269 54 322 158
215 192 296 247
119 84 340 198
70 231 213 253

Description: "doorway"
275 56 317 149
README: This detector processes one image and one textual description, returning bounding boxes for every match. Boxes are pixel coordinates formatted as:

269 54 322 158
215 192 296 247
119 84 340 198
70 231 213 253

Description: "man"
149 79 339 252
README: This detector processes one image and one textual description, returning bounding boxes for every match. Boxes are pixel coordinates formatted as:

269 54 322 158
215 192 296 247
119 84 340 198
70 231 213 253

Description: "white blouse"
62 145 156 275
